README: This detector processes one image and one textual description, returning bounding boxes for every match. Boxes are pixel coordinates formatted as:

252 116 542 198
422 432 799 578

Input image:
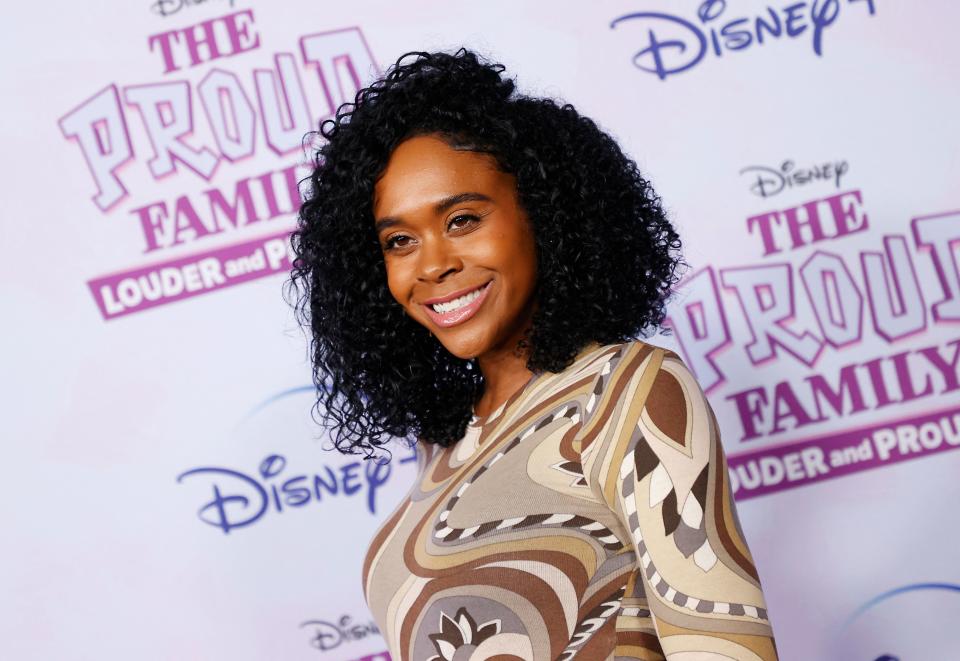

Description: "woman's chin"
434 332 489 362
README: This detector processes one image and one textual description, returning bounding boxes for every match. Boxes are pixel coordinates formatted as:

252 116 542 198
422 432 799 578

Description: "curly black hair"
287 47 687 461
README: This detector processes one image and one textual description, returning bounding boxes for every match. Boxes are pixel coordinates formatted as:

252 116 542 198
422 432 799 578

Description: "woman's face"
373 133 538 363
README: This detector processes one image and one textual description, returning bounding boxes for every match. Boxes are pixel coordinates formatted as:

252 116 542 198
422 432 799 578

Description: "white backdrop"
3 1 959 659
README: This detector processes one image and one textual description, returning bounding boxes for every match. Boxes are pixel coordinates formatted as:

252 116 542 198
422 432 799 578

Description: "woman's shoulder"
571 338 695 429
571 337 680 380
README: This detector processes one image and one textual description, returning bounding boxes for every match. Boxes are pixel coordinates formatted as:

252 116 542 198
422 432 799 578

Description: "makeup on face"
372 134 538 364
421 280 493 328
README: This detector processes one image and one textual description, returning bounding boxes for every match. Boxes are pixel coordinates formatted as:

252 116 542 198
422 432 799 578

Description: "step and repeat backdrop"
4 1 959 659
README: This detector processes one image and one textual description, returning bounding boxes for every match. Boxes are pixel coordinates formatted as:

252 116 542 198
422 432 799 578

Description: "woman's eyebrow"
375 191 494 233
434 191 493 213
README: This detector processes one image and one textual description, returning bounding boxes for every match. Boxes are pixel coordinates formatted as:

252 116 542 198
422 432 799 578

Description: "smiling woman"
373 134 540 416
288 48 688 453
287 48 779 660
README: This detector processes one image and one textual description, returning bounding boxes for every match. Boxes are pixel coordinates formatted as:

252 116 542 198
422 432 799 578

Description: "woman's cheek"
384 268 407 308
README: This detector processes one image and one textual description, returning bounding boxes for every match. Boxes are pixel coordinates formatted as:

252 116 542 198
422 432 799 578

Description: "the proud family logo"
663 166 960 500
57 9 381 319
610 0 877 80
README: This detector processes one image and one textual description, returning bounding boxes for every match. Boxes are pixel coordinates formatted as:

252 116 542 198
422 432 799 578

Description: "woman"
289 48 778 660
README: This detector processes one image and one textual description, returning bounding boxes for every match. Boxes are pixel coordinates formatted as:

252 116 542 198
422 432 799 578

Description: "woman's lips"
422 281 492 328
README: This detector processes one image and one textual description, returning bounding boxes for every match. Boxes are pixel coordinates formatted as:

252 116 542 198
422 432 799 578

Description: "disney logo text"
740 159 849 197
610 0 877 80
177 451 415 534
300 615 380 652
151 0 236 18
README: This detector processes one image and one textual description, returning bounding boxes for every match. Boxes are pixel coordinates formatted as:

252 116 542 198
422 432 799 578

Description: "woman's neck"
474 337 534 418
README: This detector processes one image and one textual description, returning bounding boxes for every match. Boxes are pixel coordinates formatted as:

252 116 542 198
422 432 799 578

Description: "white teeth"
430 284 486 314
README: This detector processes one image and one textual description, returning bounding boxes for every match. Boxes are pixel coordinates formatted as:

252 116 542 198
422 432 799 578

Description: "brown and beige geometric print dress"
362 339 779 660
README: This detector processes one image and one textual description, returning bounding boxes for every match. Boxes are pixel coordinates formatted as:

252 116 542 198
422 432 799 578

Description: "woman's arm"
583 344 779 660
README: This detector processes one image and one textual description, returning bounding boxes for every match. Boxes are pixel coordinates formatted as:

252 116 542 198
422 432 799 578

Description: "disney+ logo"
300 614 380 652
610 0 877 80
177 450 415 534
839 582 960 659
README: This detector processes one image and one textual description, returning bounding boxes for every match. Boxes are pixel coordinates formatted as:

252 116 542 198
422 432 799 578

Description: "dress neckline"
467 340 607 433
468 369 540 431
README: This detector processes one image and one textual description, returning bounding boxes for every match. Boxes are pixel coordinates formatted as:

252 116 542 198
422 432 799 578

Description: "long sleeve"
579 344 779 660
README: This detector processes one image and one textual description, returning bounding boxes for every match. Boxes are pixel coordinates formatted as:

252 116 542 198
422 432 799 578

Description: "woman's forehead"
373 135 506 216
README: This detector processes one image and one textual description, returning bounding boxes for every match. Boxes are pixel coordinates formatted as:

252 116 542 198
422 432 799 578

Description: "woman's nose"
417 236 462 282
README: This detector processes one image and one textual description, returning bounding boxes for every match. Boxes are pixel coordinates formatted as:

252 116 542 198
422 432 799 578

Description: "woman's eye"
383 215 481 252
448 214 480 231
384 234 411 251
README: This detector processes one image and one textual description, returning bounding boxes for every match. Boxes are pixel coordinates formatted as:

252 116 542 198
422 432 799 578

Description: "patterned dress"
362 339 778 660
